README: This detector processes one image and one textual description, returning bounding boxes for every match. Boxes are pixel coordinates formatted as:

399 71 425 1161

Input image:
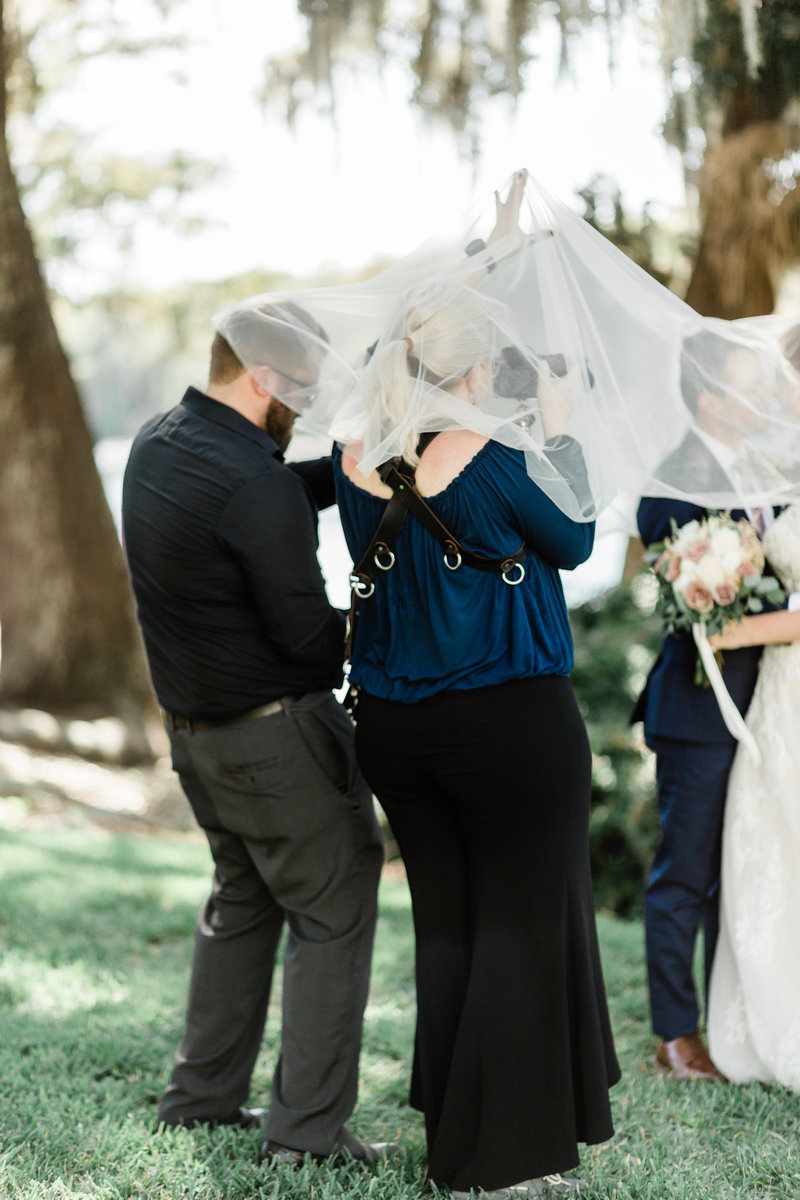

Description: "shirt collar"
693 424 738 475
181 386 284 461
693 422 774 523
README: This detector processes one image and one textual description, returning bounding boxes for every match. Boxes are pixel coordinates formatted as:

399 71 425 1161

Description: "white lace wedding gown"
708 503 800 1089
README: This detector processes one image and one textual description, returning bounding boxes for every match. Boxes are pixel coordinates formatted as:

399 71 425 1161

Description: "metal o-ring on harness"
374 544 396 571
501 561 526 586
350 574 375 599
443 541 462 571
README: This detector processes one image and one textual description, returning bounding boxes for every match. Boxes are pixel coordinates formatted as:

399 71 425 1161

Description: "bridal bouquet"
645 511 784 687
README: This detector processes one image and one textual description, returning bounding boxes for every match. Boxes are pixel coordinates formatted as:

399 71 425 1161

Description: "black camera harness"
345 432 530 670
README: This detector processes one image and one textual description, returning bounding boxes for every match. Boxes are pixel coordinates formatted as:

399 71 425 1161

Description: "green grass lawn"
0 823 798 1199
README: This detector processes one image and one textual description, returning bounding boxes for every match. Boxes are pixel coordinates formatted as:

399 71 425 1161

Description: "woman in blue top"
334 278 620 1198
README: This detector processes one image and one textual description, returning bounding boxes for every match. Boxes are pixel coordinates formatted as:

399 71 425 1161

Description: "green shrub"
570 578 662 917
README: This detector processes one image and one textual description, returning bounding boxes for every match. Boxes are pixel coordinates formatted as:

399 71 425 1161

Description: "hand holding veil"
213 171 800 523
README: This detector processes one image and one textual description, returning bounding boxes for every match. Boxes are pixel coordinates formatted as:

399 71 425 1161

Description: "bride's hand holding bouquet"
645 511 785 761
645 511 784 683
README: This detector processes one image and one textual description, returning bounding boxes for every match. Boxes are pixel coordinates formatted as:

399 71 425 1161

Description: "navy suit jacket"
632 433 763 746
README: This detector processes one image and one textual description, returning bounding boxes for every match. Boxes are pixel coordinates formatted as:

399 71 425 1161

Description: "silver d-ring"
444 550 462 571
350 576 375 599
501 561 525 586
374 547 396 571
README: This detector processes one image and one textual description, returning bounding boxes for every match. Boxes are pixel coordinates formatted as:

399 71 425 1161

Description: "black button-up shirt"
122 387 345 718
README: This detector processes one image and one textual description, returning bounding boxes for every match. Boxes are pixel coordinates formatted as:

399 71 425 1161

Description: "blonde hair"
363 282 493 467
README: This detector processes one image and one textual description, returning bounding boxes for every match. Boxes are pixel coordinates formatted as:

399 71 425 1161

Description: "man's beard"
265 399 297 453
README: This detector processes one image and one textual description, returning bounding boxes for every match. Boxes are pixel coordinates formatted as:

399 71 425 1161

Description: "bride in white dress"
708 502 800 1088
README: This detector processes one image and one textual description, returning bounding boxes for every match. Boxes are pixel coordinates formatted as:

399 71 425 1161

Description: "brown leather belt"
163 699 284 733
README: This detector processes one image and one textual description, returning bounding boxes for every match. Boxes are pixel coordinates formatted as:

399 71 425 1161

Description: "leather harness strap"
376 458 528 575
344 433 529 666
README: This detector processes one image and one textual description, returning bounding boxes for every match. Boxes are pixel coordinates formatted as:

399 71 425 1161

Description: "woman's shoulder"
427 429 489 457
338 442 393 500
336 432 521 502
414 430 489 496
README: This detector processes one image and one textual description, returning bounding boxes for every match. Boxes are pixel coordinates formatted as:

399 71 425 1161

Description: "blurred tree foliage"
569 577 662 918
576 171 688 293
7 0 216 289
272 0 800 317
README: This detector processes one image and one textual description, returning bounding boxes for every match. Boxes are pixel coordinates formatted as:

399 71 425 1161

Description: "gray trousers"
157 691 384 1153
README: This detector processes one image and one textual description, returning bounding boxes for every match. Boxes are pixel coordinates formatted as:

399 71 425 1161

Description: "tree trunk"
684 229 777 319
0 0 158 755
684 122 800 318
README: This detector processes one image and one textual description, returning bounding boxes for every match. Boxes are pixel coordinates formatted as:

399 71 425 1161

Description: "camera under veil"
492 346 594 401
492 347 596 434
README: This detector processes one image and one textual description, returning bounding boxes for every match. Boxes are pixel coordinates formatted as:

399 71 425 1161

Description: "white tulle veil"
212 171 800 524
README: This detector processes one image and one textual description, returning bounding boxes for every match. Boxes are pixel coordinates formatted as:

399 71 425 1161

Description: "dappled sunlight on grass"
1 950 130 1019
1 827 799 1198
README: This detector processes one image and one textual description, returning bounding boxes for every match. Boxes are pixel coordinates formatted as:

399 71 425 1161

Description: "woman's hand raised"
486 168 527 252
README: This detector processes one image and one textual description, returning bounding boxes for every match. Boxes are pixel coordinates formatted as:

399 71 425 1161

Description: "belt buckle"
163 709 191 732
245 700 283 723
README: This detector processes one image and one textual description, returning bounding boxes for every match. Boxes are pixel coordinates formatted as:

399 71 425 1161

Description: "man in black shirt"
122 302 388 1165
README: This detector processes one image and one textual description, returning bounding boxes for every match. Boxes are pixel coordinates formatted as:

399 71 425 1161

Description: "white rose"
710 527 741 559
673 561 699 594
695 555 726 588
673 521 702 552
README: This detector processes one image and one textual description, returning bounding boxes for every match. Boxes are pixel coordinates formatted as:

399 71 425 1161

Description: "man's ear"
250 367 273 398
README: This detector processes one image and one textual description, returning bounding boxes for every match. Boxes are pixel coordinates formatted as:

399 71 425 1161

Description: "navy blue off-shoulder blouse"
333 439 594 703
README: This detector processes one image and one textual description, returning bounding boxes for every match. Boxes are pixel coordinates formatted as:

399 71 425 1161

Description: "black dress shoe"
259 1124 399 1165
260 1142 307 1167
158 1106 266 1132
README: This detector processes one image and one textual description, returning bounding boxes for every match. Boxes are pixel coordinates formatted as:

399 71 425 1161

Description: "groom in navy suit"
633 330 775 1081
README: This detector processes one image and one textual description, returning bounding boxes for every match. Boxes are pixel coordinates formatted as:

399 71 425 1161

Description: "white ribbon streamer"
692 624 761 766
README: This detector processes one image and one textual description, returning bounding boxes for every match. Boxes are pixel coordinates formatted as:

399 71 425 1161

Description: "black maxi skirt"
354 675 620 1193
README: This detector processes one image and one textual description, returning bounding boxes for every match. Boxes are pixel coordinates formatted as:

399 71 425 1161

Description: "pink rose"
665 557 681 583
738 561 759 578
683 581 714 613
713 582 737 606
684 539 710 562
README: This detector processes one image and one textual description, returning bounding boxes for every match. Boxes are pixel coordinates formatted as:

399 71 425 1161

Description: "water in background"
96 430 627 610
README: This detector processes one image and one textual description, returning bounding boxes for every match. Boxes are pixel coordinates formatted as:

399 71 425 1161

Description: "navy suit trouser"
644 733 738 1041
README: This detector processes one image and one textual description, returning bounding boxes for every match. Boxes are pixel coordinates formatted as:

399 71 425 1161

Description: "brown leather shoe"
655 1033 727 1082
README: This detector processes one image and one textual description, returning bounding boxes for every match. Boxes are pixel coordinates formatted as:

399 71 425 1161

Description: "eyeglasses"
270 365 317 408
